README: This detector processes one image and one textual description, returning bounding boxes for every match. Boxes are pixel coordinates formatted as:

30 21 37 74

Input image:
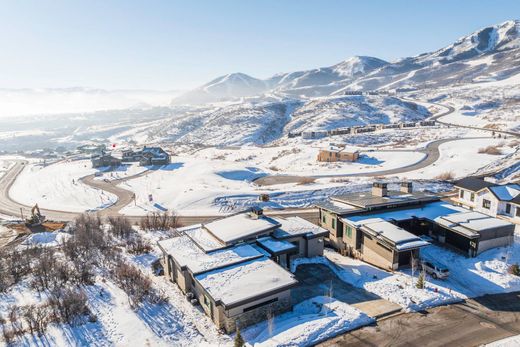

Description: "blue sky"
0 0 518 90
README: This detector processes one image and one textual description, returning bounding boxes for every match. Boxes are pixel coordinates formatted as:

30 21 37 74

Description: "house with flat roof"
316 182 515 269
317 145 360 162
157 209 327 333
453 176 520 225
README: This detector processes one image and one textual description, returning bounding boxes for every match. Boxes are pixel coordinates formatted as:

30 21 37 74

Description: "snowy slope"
174 20 520 104
285 95 430 133
173 73 269 104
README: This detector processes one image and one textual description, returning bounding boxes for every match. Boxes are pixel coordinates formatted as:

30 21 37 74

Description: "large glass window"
470 193 475 202
483 199 491 209
459 190 465 199
346 225 352 238
506 203 511 214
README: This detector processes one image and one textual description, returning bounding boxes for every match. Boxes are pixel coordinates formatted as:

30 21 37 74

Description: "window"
459 190 465 199
483 199 491 209
336 220 343 237
243 298 278 313
506 203 511 214
470 193 475 202
322 215 326 224
332 218 336 229
345 225 352 238
516 207 520 217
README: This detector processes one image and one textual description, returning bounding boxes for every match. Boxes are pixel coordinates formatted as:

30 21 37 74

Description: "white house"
453 177 520 225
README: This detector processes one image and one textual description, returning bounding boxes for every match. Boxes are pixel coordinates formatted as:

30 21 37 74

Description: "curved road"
254 136 487 186
0 161 318 223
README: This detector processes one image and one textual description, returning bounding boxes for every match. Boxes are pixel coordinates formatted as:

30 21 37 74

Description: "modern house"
317 145 360 162
91 153 122 168
452 177 520 225
316 182 515 269
122 146 171 166
157 208 327 333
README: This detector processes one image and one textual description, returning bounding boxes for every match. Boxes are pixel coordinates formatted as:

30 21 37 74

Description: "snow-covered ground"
485 334 520 347
401 137 516 179
10 160 117 212
292 234 520 313
242 296 374 347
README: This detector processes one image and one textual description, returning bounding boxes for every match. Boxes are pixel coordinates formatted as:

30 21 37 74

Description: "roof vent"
249 206 264 219
400 182 413 193
372 182 388 197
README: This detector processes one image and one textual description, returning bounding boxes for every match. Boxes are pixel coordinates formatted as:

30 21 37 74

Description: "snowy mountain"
152 95 430 146
173 20 520 104
341 20 520 91
173 73 269 105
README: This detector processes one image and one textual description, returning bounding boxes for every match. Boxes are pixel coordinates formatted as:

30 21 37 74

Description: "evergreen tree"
416 272 425 289
234 326 245 347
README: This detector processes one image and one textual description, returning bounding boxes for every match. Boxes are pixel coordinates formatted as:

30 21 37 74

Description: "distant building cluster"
91 146 170 168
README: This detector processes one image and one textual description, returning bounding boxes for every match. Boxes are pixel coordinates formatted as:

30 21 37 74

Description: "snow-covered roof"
204 213 281 245
257 236 298 254
195 257 298 307
315 199 361 215
321 145 358 153
361 219 430 251
435 211 512 236
157 235 263 274
488 184 520 201
178 224 224 252
342 201 467 226
272 216 329 239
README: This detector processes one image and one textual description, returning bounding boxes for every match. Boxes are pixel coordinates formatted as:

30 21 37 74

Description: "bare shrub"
49 289 90 326
139 211 179 231
268 166 280 171
435 171 455 181
509 263 520 276
297 177 316 185
22 304 51 336
478 145 502 155
330 178 350 183
107 216 133 239
112 262 152 308
125 237 152 255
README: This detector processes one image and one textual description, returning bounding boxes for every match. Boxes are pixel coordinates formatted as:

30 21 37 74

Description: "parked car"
421 261 450 279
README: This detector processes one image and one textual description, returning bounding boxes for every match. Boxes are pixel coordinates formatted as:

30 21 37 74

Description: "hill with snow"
173 20 520 104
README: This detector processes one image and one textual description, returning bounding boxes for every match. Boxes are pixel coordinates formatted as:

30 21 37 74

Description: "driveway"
292 263 401 318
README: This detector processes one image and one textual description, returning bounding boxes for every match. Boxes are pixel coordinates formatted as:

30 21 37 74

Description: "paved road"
416 99 520 138
254 136 488 186
319 291 520 347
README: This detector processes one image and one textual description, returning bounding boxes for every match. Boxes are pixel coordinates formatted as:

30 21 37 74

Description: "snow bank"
242 296 374 347
19 231 71 248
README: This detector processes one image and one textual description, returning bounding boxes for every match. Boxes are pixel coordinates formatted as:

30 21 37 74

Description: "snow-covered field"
10 160 117 212
402 137 516 179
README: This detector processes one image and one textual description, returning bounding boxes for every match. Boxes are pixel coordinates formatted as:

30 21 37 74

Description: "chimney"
249 206 264 219
400 181 413 193
372 182 388 197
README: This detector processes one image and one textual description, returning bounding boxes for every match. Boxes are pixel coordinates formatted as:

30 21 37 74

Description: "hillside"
173 20 520 104
284 95 431 134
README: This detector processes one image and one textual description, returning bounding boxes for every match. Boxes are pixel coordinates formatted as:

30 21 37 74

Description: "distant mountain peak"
332 56 388 77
